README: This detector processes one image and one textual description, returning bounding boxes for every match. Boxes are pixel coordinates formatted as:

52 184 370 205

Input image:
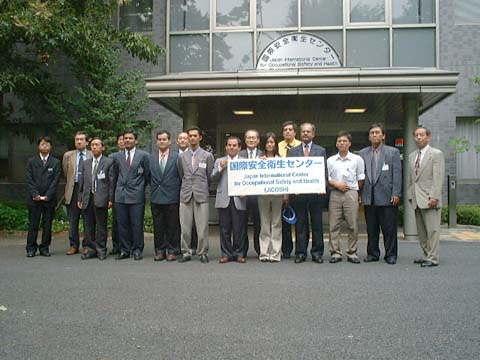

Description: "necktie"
77 152 84 183
304 144 310 157
160 154 166 171
92 159 99 194
127 150 131 168
249 150 253 159
372 148 379 178
415 151 421 176
191 152 196 169
42 157 47 167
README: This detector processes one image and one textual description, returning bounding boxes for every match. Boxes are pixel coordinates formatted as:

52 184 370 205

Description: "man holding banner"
287 123 329 264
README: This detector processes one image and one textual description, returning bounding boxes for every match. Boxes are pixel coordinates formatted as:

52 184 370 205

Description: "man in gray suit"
111 130 150 260
108 133 125 256
238 129 262 257
359 124 402 265
150 130 181 261
177 127 214 264
77 137 115 260
212 136 248 263
407 126 445 267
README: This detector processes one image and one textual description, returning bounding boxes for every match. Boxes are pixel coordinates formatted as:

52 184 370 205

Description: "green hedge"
0 202 154 233
398 205 480 226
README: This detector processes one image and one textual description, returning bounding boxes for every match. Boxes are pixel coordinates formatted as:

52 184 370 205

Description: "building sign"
227 157 326 196
256 32 342 70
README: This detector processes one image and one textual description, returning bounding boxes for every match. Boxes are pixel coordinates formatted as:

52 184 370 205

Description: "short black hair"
369 123 385 135
337 131 352 142
116 133 124 140
225 136 241 146
186 126 202 136
123 129 138 139
37 136 53 146
414 125 431 136
156 129 171 140
74 131 87 139
90 137 104 146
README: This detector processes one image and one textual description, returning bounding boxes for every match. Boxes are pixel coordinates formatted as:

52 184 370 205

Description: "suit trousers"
66 183 84 249
180 198 209 257
364 205 398 260
111 206 120 251
257 195 283 261
82 195 108 255
26 205 55 252
415 207 441 264
218 198 247 259
328 190 359 258
115 202 145 255
291 194 325 257
151 203 180 254
281 221 293 256
244 196 260 256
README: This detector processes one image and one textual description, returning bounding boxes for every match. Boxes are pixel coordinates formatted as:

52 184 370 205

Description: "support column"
182 99 198 131
403 94 419 240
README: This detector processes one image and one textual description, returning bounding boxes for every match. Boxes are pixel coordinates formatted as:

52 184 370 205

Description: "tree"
0 0 163 149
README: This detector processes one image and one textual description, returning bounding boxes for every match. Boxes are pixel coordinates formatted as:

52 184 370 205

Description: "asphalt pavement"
1 228 480 360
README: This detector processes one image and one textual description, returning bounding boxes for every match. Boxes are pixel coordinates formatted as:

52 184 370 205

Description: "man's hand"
33 195 41 201
391 195 400 206
108 201 113 209
428 198 438 208
336 182 350 192
77 201 82 209
220 159 228 169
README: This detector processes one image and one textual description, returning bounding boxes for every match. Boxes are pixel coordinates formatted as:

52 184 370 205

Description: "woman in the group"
257 132 284 262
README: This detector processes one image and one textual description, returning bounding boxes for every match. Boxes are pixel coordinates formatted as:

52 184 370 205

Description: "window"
119 0 153 32
347 29 389 67
456 118 480 179
216 0 251 27
393 28 435 67
213 33 254 71
392 0 435 24
257 0 298 28
350 0 386 23
301 0 343 26
170 34 209 73
170 0 210 31
455 0 480 25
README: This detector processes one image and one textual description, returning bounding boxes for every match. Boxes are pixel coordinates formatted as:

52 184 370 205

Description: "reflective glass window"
455 0 480 24
302 0 342 26
170 34 209 73
347 29 389 67
216 0 250 27
170 0 210 31
350 0 385 22
256 31 287 60
393 0 435 24
213 33 253 71
309 31 343 62
257 0 298 28
393 28 435 67
119 0 153 32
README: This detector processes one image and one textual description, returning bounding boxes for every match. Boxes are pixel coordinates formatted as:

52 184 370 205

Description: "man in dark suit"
212 136 248 263
111 129 150 260
108 133 125 256
77 137 115 260
287 122 329 264
25 136 61 257
177 127 214 264
407 126 445 267
150 130 181 261
238 129 262 257
359 123 402 265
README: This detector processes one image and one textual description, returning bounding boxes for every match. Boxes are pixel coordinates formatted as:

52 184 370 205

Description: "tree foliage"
0 0 163 149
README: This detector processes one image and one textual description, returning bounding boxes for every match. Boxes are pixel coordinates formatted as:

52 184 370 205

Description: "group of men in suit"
25 123 444 267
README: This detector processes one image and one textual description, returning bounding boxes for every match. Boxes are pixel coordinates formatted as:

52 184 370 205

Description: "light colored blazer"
177 148 214 204
407 146 445 209
62 149 92 204
211 156 247 210
358 144 402 206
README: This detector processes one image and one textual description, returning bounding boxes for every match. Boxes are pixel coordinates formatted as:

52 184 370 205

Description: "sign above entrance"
256 32 342 70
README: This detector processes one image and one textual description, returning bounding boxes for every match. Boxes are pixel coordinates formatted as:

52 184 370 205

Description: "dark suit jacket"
287 142 329 206
112 148 150 204
149 149 181 205
78 156 115 209
239 148 263 159
26 154 61 207
358 144 402 206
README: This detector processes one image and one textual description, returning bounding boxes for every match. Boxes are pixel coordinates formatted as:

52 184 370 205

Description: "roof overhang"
146 68 459 116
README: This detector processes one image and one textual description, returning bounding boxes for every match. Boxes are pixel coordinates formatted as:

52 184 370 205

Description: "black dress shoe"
98 254 107 260
364 255 379 263
109 249 120 256
282 254 291 259
178 255 191 263
116 252 130 260
133 252 143 261
200 254 209 264
329 257 342 263
39 250 51 257
81 252 97 260
347 257 361 264
26 251 35 258
385 257 396 265
312 256 324 264
421 261 438 268
413 258 426 264
294 254 306 263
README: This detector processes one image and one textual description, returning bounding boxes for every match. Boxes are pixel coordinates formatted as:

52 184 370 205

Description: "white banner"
227 157 326 196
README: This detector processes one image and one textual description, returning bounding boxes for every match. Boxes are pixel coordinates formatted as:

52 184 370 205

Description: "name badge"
48 168 53 172
97 173 106 180
199 162 207 169
138 167 144 174
382 163 389 171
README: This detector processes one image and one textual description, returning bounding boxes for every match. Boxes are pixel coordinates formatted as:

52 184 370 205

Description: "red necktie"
304 144 310 157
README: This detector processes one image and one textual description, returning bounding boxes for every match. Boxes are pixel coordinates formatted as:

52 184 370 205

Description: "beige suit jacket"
62 149 92 204
407 146 445 209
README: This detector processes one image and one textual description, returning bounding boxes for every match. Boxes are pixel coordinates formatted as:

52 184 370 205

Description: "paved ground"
1 228 480 360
